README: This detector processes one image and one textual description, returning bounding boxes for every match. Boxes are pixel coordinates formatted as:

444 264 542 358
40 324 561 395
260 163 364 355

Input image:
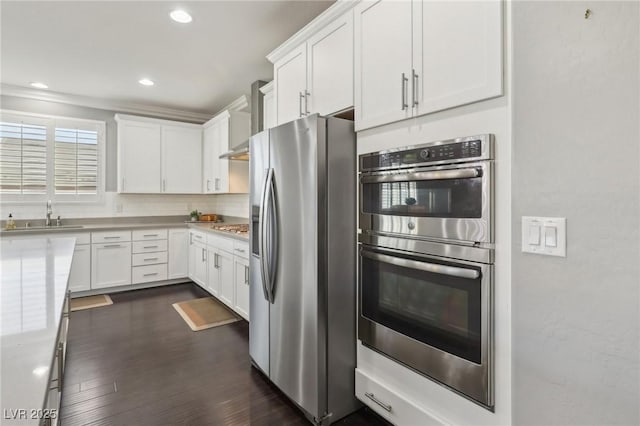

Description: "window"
0 111 105 202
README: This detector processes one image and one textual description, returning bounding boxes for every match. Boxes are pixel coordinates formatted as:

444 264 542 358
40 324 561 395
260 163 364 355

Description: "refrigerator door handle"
258 168 273 301
266 170 278 303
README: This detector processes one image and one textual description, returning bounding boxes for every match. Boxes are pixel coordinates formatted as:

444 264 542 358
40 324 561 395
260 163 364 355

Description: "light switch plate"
522 216 566 257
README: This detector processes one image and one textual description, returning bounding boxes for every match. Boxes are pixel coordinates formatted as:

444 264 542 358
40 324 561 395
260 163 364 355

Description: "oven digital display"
362 139 482 170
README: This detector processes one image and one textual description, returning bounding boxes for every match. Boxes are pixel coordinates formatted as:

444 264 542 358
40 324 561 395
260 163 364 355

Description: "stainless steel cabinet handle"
206 179 211 191
143 245 158 249
57 342 64 390
143 272 158 277
412 69 419 107
299 92 304 117
244 266 249 284
103 244 123 248
361 168 481 184
201 248 205 262
144 257 158 261
365 392 392 412
235 248 246 253
401 73 408 110
304 90 310 115
143 234 158 237
362 250 480 279
103 236 121 239
215 253 220 269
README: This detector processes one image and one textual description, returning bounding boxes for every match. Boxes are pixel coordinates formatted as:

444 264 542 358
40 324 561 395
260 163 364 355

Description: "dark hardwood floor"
60 283 388 426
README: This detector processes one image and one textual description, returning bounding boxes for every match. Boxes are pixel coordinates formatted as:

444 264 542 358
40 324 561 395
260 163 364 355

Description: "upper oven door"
359 161 493 244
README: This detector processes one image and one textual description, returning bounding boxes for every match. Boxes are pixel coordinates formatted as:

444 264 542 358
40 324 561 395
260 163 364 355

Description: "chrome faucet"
45 200 52 226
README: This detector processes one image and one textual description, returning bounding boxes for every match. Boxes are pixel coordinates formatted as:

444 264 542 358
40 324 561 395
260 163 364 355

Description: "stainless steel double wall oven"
358 134 495 409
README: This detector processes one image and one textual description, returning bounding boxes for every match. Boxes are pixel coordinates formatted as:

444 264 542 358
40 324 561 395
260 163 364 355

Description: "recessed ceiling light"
30 82 48 89
138 78 155 86
33 366 49 376
170 9 192 24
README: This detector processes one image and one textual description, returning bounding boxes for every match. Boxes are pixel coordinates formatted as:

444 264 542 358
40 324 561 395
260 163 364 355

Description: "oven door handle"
362 250 480 280
361 168 480 184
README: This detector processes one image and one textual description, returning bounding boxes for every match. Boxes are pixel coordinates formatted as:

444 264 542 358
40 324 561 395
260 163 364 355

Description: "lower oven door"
358 244 493 408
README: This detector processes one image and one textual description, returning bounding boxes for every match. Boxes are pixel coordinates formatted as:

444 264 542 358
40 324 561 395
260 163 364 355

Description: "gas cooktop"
210 224 249 234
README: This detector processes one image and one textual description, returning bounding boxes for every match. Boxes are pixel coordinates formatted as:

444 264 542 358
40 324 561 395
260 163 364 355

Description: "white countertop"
1 237 75 424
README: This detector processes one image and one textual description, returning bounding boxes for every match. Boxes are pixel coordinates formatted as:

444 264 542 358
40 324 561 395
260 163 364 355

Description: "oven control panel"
360 134 493 171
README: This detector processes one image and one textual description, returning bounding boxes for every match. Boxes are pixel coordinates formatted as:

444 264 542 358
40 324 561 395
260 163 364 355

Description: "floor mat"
172 297 240 331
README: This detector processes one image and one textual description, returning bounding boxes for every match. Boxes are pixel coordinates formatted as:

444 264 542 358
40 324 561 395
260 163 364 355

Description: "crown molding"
259 81 274 95
266 0 359 64
114 113 202 128
220 94 250 113
0 84 212 123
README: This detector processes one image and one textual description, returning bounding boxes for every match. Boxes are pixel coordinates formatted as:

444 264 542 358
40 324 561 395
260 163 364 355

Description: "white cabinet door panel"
234 256 250 321
307 10 354 116
274 44 307 126
91 242 132 289
68 245 91 293
207 248 220 297
415 0 503 115
168 229 189 279
218 250 234 308
161 126 202 193
202 124 217 193
354 0 413 131
118 121 161 193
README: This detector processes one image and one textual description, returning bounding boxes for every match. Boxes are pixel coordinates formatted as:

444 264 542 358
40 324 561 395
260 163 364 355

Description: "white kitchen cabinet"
68 244 91 292
91 242 132 289
202 111 250 194
116 114 202 194
117 120 161 193
161 126 202 193
207 247 220 296
414 1 502 116
168 229 189 279
354 0 413 131
217 249 234 308
188 231 208 288
274 44 308 125
260 81 276 130
354 0 503 131
306 9 354 116
271 7 355 126
233 256 250 321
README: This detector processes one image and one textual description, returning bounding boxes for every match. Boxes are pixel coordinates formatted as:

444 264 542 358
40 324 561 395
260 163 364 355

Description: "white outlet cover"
522 216 566 257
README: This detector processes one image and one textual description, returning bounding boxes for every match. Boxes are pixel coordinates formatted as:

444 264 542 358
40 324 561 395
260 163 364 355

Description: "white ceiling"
0 1 333 116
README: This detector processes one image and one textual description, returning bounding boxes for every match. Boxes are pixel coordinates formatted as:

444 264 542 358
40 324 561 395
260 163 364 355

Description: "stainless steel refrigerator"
249 114 359 425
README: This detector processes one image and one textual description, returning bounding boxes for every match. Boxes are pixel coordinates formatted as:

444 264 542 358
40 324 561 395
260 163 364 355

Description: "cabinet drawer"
190 230 207 245
232 240 249 259
132 251 168 266
132 264 168 284
355 368 440 426
132 229 168 241
132 239 168 254
92 230 132 244
207 234 234 253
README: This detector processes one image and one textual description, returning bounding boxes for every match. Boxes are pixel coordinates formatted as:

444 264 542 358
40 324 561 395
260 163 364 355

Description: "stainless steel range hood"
219 139 249 161
219 80 267 161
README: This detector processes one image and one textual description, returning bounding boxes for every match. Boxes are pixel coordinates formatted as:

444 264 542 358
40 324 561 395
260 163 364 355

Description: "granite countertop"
1 237 75 423
187 223 249 242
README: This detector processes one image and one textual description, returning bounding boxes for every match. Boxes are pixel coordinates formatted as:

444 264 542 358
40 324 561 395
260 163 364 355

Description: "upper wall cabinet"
202 110 250 194
260 81 276 130
268 4 356 126
116 114 202 194
354 0 503 131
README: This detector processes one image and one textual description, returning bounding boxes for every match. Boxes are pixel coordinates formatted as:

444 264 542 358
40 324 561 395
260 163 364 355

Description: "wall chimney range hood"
219 80 267 161
219 140 249 161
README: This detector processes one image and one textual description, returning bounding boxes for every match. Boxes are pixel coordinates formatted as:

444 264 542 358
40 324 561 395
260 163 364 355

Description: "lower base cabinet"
234 256 250 320
217 250 234 307
68 244 91 292
91 242 132 289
